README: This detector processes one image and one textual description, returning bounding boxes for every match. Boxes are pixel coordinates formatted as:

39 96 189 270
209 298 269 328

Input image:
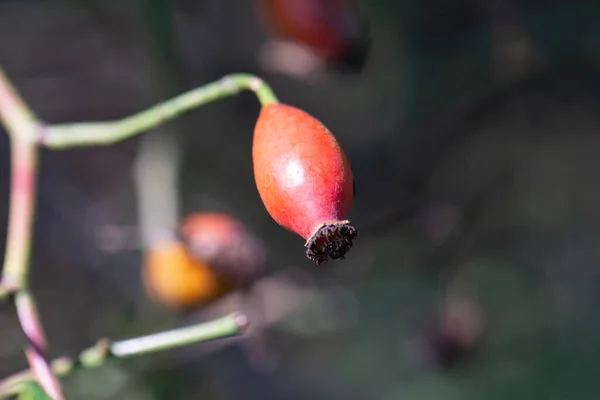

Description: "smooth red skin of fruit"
258 0 357 61
253 103 354 240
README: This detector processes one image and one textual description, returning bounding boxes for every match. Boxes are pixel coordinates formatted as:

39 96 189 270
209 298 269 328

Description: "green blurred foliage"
18 382 51 400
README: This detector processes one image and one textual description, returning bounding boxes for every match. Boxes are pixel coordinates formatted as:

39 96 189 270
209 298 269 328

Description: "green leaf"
17 382 52 400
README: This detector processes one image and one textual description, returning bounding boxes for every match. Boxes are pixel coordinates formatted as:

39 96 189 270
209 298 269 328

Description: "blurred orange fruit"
143 239 232 310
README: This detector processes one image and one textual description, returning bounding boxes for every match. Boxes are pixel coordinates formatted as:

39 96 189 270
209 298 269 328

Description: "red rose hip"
252 103 356 264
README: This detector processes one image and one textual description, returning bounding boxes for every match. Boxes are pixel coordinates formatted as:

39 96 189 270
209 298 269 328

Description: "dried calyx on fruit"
252 103 356 264
304 220 357 265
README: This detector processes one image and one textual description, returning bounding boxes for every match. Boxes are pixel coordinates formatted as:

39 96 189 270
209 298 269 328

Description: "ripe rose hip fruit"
179 212 266 286
252 103 356 265
143 239 232 310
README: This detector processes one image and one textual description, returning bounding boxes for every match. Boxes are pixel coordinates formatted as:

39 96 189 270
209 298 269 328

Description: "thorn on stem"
34 122 50 146
0 281 19 301
248 77 264 92
79 338 113 368
233 312 250 333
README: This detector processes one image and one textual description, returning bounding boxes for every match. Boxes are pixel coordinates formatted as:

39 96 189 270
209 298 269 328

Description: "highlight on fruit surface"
256 0 371 73
142 238 232 310
252 103 357 265
178 212 267 286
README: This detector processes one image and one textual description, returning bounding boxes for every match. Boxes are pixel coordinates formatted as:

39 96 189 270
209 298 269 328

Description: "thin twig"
15 291 65 400
0 67 66 400
0 66 281 399
0 313 247 397
0 69 38 288
0 68 37 139
2 139 37 288
42 74 278 149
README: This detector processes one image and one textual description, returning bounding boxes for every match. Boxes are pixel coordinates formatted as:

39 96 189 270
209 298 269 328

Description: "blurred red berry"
256 0 371 71
252 103 356 265
431 297 485 368
179 212 267 286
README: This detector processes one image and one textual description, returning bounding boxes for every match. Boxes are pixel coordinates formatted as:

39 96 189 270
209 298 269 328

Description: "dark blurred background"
3 0 600 399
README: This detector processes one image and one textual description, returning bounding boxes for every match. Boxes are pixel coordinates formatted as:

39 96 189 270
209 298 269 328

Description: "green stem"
43 74 278 149
0 313 248 397
0 67 64 399
2 139 38 288
0 68 38 139
16 291 66 400
0 69 39 289
111 312 248 357
0 67 270 398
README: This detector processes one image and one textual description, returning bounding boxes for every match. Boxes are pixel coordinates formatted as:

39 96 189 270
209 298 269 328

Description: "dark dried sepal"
305 220 357 265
